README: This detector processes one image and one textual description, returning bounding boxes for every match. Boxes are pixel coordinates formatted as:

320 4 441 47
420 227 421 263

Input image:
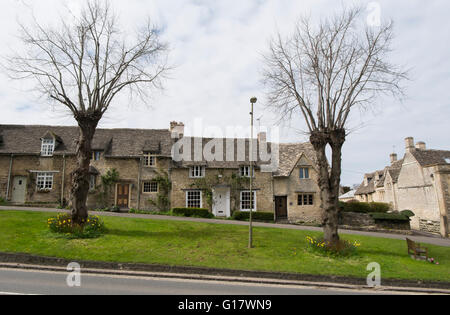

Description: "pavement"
1 265 447 295
1 206 449 247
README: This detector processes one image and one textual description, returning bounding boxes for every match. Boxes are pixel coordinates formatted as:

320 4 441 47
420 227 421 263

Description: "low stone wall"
339 212 411 231
419 219 441 235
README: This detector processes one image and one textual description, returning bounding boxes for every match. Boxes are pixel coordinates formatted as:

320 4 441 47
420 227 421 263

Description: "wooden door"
275 196 288 219
116 184 129 208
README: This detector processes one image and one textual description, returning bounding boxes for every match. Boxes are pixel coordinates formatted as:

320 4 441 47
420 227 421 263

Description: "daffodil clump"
306 236 361 257
48 213 106 239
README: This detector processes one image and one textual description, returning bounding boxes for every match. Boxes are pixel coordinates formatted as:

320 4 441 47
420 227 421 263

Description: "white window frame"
190 166 205 178
186 190 202 208
41 139 55 157
143 181 158 193
36 172 54 190
239 166 254 178
299 167 310 179
240 191 256 212
144 154 156 167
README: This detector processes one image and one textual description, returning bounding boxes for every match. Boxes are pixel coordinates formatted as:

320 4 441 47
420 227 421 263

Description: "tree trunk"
310 129 345 245
70 112 101 225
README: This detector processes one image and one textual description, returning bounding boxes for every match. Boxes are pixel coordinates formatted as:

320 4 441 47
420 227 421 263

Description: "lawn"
0 210 449 283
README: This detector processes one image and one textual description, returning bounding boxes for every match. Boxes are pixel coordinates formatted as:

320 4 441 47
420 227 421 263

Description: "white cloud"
0 0 449 186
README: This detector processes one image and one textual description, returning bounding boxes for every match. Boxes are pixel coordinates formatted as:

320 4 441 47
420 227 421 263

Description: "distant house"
354 137 450 237
0 123 323 224
339 190 356 203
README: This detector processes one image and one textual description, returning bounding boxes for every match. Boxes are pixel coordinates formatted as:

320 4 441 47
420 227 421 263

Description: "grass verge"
0 210 448 282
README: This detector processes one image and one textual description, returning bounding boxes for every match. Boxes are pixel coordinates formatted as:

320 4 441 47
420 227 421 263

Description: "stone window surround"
240 190 256 212
190 166 206 178
143 181 158 194
36 172 54 190
186 190 202 208
239 166 255 178
298 193 314 206
299 167 310 179
143 154 156 167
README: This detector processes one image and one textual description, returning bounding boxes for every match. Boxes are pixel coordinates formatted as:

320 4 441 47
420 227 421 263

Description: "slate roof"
275 143 317 177
172 138 318 175
0 125 173 158
411 150 450 166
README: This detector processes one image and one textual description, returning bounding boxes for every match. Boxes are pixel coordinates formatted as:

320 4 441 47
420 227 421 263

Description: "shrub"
306 236 361 257
0 197 6 205
171 208 214 219
370 212 410 222
232 211 274 222
48 213 106 239
339 201 390 214
400 210 415 218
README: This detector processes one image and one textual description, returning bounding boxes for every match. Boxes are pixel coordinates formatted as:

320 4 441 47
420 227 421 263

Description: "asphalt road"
0 268 381 296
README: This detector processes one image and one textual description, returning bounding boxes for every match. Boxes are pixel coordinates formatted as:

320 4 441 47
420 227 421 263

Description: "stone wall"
339 212 411 231
419 219 441 234
273 155 322 224
170 168 274 214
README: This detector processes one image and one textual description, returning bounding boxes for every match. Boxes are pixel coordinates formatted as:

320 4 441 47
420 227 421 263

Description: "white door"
213 187 231 218
11 176 27 204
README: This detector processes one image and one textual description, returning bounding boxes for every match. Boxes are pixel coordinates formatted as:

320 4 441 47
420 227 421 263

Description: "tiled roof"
274 143 317 177
411 149 450 166
0 125 172 157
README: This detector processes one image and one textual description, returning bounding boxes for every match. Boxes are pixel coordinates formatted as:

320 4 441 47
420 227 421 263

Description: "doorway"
11 176 27 204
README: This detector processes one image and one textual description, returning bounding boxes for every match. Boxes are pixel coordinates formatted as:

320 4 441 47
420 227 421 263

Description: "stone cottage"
354 137 450 237
0 123 323 223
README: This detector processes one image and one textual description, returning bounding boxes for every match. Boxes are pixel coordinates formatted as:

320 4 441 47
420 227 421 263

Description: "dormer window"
41 139 55 156
144 154 156 167
299 167 310 179
92 151 102 161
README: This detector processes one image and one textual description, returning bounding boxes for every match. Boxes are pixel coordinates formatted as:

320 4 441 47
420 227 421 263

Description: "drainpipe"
60 154 66 206
137 157 143 210
6 154 14 200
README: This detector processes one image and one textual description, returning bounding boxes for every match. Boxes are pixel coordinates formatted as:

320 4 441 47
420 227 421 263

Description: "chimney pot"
415 141 426 150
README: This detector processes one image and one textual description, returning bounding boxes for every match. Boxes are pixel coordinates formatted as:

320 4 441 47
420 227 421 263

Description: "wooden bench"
406 238 429 261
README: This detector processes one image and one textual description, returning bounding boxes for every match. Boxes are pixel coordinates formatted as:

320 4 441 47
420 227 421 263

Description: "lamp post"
249 97 257 249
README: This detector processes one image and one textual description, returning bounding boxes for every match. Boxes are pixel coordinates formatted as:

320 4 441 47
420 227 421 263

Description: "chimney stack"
415 141 426 150
390 153 398 165
170 122 185 139
405 137 415 153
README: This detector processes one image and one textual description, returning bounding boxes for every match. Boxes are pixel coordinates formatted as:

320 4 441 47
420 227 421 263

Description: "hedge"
370 212 410 222
171 208 214 219
232 211 274 222
339 201 391 214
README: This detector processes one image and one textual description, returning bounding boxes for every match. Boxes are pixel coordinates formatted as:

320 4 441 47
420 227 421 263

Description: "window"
89 175 97 191
186 191 202 208
37 173 54 190
299 167 310 179
41 139 55 157
143 181 158 193
190 166 205 178
298 194 314 206
144 154 156 167
240 191 256 211
240 166 254 178
92 151 102 161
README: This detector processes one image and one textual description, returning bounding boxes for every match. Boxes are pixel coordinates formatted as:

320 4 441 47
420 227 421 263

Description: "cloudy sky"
0 0 449 186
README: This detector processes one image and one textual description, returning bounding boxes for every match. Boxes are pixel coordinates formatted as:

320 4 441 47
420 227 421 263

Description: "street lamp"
249 97 257 249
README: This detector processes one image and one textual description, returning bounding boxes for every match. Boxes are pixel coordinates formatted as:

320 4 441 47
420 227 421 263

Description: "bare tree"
4 0 170 224
262 7 407 244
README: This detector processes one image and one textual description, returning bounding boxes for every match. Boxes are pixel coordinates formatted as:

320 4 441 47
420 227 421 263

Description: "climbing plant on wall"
148 169 172 212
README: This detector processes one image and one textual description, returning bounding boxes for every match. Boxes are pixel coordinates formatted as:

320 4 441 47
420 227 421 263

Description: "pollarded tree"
262 7 407 244
4 0 170 224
